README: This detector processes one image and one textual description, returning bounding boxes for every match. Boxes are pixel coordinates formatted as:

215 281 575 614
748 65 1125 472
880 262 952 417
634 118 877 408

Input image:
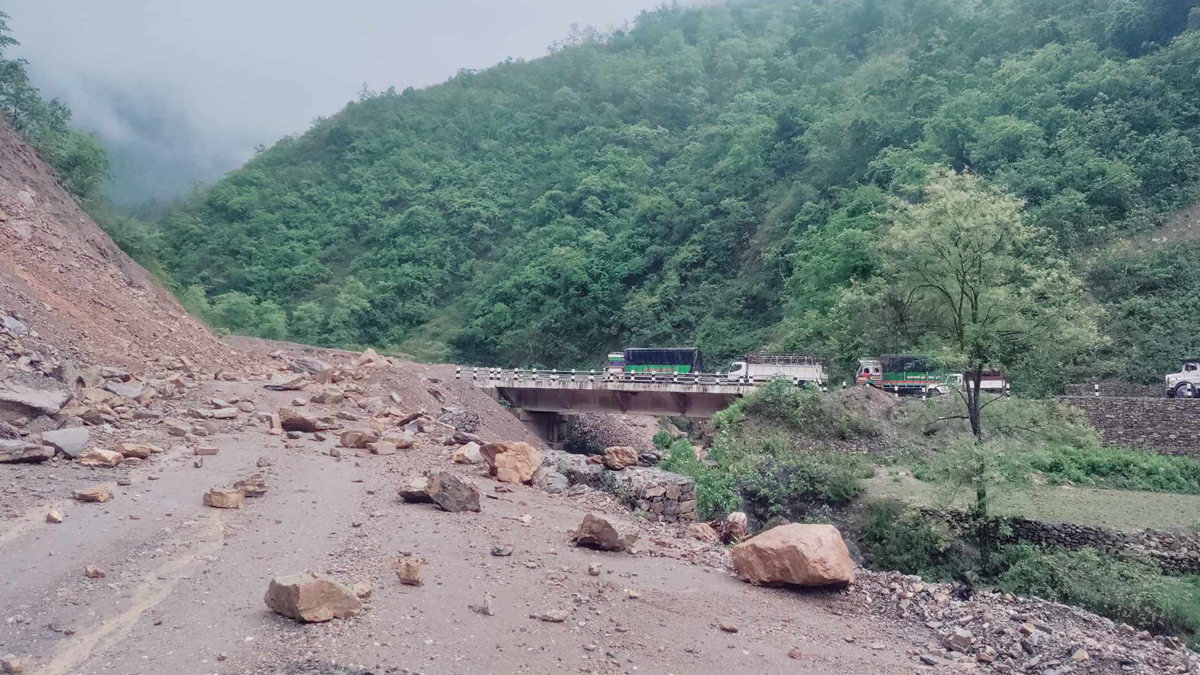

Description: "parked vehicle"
726 352 826 385
857 355 1008 395
1165 359 1200 398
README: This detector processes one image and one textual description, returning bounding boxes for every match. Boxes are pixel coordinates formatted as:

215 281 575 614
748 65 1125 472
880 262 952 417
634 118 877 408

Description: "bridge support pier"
516 409 569 450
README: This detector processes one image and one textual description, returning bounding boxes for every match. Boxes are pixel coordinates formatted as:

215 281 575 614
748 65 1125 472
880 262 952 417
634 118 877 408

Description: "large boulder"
571 513 638 552
730 524 855 587
452 442 482 464
0 439 54 464
0 382 70 421
278 408 337 432
479 442 542 483
264 374 308 391
264 573 362 622
339 428 380 449
398 476 433 503
42 427 90 458
428 472 481 512
602 446 639 470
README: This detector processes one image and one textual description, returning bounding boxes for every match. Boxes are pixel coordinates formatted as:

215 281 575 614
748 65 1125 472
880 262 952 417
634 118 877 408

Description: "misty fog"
5 0 665 204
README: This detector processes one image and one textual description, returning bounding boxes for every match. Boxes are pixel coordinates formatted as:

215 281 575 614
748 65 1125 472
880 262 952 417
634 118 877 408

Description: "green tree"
874 168 1099 440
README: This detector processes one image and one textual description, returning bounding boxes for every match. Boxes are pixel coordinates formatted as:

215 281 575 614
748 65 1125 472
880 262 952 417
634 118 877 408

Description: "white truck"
1165 359 1200 398
726 352 826 385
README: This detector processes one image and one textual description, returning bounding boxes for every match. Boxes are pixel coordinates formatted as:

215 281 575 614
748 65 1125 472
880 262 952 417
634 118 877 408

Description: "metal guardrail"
455 366 828 390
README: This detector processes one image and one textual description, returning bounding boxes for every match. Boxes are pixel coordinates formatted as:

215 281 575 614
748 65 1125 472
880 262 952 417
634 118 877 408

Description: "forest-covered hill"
142 0 1200 384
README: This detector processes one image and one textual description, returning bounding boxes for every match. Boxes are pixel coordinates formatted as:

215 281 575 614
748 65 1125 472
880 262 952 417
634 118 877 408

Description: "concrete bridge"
460 367 823 446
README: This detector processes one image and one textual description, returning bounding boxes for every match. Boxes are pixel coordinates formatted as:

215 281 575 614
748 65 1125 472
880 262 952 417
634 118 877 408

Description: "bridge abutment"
516 409 569 449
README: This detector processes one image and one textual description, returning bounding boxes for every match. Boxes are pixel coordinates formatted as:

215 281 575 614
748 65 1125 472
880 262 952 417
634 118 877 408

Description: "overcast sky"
5 0 666 199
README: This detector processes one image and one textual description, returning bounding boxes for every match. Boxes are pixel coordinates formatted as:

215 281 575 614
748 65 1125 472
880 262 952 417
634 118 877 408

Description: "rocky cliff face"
0 118 236 372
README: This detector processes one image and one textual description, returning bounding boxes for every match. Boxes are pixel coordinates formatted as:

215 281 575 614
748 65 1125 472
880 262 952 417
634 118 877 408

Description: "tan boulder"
571 513 638 552
396 559 424 586
203 488 245 509
74 485 112 503
113 443 159 459
730 524 855 587
232 474 268 497
685 522 720 543
164 418 190 437
279 408 337 432
77 447 124 468
399 476 432 503
452 442 482 464
367 441 396 455
479 442 542 483
602 446 639 470
339 428 380 449
264 573 362 622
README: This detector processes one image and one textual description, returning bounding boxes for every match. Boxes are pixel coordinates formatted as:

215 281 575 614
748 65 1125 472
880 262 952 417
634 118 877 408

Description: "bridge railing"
455 366 828 390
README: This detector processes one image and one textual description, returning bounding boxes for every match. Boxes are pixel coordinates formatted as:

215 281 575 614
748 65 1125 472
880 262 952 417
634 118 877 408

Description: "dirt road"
1 360 923 675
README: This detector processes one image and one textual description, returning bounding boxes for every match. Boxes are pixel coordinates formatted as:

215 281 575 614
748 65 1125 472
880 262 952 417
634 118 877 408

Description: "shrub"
652 430 673 451
995 545 1200 648
863 500 972 581
1020 445 1200 495
713 379 876 439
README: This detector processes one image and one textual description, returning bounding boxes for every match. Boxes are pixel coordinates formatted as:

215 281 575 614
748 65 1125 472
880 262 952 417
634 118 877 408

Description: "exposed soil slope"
0 118 239 371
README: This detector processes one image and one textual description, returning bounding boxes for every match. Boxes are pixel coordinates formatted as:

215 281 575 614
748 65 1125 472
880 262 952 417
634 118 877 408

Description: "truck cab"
1165 360 1200 398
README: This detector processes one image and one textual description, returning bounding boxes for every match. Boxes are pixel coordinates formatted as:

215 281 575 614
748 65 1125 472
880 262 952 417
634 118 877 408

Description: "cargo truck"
725 352 826 385
857 355 1007 395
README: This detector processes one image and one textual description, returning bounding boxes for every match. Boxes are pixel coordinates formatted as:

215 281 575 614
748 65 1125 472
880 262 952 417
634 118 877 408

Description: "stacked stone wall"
1056 396 1200 455
547 449 697 522
923 509 1200 575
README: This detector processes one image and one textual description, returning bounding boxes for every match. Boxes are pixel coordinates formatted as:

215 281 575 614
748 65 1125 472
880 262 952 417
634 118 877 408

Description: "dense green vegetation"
147 0 1200 387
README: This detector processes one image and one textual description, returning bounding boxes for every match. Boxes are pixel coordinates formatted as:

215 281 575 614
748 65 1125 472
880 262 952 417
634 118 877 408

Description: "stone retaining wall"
1056 396 1200 454
1063 382 1163 398
923 509 1200 575
547 449 697 522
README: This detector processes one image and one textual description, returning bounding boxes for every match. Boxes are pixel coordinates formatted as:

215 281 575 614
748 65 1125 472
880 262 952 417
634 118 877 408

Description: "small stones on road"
233 474 268 497
77 447 123 468
194 446 219 456
719 622 738 633
471 594 496 617
397 558 424 586
532 609 568 623
263 573 362 622
1 654 27 674
46 508 63 523
491 545 513 557
84 565 105 579
787 647 804 660
587 563 602 576
572 513 637 552
353 582 372 600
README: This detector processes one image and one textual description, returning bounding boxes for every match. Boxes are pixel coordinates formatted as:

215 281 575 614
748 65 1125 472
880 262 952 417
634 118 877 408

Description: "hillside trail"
0 343 920 675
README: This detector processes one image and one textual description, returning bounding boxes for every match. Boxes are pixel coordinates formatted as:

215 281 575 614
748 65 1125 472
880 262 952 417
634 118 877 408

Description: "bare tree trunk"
967 363 984 442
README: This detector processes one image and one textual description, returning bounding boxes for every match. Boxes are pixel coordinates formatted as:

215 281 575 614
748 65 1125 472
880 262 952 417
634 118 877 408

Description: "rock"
288 357 331 375
571 513 638 552
1071 648 1090 662
42 427 90 458
399 476 433 503
0 440 54 464
719 622 738 633
491 545 514 557
264 573 362 622
164 418 190 437
99 366 131 381
291 398 307 407
104 381 146 399
77 447 124 468
2 313 28 335
46 508 63 523
588 562 602 576
479 441 543 483
0 654 26 674
84 565 105 578
452 442 482 464
532 609 568 623
309 386 345 404
729 524 855 587
264 374 308 391
724 512 749 543
686 522 720 543
210 407 238 419
532 466 569 494
428 472 481 512
74 485 112 503
396 559 424 586
602 446 639 470
257 456 272 468
367 441 396 456
194 446 219 456
114 443 159 459
788 647 804 660
203 488 245 509
233 474 268 497
237 401 256 412
943 627 974 653
353 582 372 599
278 408 337 432
471 594 497 616
339 429 379 449
0 382 70 421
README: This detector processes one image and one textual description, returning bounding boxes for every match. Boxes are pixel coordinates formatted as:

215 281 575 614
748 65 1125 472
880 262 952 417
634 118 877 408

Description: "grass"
1017 445 1200 494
